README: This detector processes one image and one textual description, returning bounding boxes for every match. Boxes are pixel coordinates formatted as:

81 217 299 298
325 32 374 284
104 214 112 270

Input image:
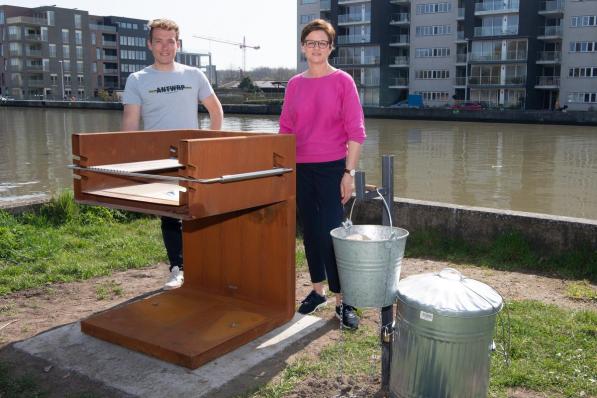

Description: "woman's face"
301 30 332 65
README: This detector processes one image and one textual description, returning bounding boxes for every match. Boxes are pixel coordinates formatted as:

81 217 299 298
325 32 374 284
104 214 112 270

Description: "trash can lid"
396 268 503 317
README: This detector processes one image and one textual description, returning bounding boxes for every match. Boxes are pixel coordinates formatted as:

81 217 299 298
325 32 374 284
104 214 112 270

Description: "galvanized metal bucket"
330 196 409 308
390 268 504 398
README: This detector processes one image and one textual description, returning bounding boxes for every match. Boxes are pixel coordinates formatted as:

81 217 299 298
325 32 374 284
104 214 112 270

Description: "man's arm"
201 94 224 130
122 104 141 131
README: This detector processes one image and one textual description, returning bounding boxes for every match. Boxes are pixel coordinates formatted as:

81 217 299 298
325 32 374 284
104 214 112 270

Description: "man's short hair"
147 18 179 41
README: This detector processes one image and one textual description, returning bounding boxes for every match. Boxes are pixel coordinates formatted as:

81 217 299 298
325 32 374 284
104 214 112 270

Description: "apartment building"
0 5 213 100
297 0 597 110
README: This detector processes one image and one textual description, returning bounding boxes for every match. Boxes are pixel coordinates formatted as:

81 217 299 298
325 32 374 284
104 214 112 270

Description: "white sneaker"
164 266 184 290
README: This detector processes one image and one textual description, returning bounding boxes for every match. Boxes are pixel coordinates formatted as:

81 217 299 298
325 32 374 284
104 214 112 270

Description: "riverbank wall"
348 197 597 256
3 196 595 257
3 100 597 126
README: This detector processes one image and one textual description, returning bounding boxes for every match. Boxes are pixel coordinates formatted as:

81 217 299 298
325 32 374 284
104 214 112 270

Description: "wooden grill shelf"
72 129 296 369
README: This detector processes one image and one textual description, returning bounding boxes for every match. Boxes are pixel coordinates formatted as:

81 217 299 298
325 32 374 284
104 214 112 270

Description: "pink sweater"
279 70 366 163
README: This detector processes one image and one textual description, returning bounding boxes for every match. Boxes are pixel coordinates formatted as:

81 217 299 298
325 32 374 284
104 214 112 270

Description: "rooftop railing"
474 0 519 13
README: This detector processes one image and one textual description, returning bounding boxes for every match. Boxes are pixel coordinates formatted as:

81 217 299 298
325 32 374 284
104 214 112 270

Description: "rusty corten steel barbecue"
71 129 296 369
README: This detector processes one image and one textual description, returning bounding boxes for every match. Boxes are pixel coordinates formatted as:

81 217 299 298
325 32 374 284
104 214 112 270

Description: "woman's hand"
340 173 354 205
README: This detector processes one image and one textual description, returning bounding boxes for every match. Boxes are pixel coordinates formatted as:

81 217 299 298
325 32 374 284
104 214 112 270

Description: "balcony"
458 8 465 19
456 30 466 42
103 55 118 61
338 13 371 25
332 56 379 66
536 50 561 63
24 63 44 71
102 39 118 47
456 53 467 63
24 34 42 41
89 24 117 33
338 0 371 3
537 26 562 39
469 76 500 85
539 1 564 16
389 0 410 3
504 76 526 85
469 50 527 62
474 25 518 37
389 77 409 88
337 34 370 45
104 68 119 75
389 34 410 46
27 79 46 87
320 0 331 11
535 76 560 88
357 76 380 87
390 13 409 25
26 49 43 57
474 0 519 15
389 56 409 67
6 16 47 25
454 76 467 86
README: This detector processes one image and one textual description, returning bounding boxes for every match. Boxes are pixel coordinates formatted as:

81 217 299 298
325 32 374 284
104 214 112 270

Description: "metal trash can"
331 224 409 308
390 268 504 398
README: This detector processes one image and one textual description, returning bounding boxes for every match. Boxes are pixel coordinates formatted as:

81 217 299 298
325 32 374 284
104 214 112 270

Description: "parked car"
0 95 14 102
450 102 483 111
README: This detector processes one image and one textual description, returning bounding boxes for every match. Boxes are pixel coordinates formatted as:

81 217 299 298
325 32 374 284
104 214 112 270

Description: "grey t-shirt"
122 62 214 130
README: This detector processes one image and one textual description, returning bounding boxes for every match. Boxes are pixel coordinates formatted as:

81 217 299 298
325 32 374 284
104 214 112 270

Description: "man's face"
148 28 179 66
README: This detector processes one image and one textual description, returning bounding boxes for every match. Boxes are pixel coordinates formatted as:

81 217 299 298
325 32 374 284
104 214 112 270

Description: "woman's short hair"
147 18 179 41
300 19 335 48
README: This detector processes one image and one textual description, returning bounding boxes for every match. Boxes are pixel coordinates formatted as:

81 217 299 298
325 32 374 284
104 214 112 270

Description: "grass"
566 280 597 301
405 229 597 282
95 280 124 300
245 300 596 398
0 363 45 398
0 191 166 296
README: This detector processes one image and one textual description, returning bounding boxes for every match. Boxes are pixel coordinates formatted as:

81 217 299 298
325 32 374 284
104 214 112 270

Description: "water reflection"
1 108 596 220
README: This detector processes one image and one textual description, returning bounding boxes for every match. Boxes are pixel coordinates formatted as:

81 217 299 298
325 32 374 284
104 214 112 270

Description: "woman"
279 19 366 329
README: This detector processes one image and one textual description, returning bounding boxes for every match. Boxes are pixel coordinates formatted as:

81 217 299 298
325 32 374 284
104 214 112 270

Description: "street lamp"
58 60 65 100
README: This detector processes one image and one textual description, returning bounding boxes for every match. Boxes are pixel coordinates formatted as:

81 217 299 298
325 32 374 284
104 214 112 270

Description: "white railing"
475 0 519 13
474 25 518 37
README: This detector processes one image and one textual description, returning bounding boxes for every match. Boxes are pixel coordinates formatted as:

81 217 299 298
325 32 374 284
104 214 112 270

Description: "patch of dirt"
0 259 595 397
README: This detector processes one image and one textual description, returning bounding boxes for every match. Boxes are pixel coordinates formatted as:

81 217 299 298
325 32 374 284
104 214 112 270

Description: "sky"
2 0 298 71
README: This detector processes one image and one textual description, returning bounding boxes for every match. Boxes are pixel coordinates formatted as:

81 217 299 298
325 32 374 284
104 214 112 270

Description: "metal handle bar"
68 165 292 184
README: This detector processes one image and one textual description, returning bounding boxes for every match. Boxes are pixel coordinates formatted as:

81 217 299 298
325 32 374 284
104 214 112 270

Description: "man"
122 18 224 290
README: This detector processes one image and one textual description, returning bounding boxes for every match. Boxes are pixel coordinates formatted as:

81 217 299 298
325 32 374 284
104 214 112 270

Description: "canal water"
1 107 596 220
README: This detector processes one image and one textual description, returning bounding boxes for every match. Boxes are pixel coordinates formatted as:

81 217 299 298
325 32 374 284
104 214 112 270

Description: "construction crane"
192 35 260 75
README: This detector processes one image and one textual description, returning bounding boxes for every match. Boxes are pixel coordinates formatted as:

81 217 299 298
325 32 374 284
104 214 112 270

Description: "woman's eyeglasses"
303 40 331 49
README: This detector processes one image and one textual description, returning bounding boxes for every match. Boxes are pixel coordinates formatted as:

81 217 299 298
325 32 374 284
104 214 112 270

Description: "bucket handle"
345 188 396 238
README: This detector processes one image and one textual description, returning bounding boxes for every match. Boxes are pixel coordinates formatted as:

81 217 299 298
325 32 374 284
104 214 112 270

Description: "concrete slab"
14 313 326 397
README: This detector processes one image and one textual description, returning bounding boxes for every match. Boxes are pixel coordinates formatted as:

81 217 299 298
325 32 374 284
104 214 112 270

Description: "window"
300 14 317 24
96 48 101 59
120 36 126 45
132 23 138 29
300 0 316 4
8 26 20 40
92 62 97 73
572 15 597 27
50 74 57 85
64 74 71 85
415 47 450 57
76 46 83 60
77 75 84 84
128 36 134 46
47 11 54 26
91 34 96 45
569 41 597 53
568 67 597 77
415 25 451 36
41 27 48 41
62 28 69 43
416 91 450 102
75 30 82 45
9 43 21 56
62 45 70 58
62 60 71 72
0 11 4 25
568 92 597 103
76 61 83 72
416 2 451 14
415 69 450 79
74 14 82 29
49 44 56 58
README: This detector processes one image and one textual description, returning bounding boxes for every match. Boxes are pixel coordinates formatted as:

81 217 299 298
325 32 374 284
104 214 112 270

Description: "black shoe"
336 304 360 330
297 290 327 315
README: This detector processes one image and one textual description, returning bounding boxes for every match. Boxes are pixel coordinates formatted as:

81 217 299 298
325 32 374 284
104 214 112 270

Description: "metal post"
58 60 65 100
380 155 394 392
353 155 395 393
